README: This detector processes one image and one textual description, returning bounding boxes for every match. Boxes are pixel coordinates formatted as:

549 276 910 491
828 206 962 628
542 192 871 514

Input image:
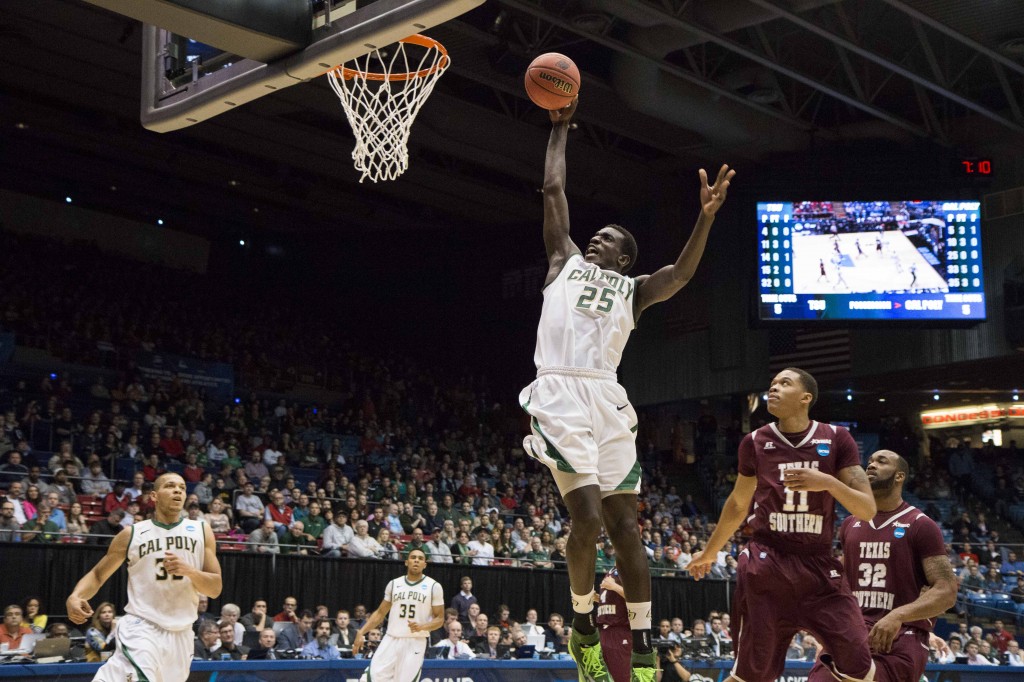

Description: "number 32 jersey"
534 253 637 372
839 502 946 631
125 518 206 631
384 576 443 638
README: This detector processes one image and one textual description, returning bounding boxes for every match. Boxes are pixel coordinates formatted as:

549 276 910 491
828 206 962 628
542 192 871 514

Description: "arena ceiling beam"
623 0 932 139
745 0 1024 135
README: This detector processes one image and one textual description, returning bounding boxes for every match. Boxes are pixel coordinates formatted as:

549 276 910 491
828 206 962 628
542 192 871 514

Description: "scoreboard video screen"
757 200 986 322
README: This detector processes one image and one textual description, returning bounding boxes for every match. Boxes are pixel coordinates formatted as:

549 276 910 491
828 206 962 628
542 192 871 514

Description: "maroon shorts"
808 626 929 682
731 540 872 682
599 625 632 682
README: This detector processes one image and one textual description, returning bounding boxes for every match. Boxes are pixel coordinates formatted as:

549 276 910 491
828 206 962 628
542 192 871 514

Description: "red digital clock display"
960 158 993 175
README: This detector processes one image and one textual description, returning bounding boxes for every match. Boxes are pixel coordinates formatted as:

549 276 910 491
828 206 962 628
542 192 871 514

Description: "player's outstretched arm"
165 522 223 598
688 473 755 580
66 526 132 624
636 164 735 312
353 600 391 655
541 99 581 286
868 555 958 653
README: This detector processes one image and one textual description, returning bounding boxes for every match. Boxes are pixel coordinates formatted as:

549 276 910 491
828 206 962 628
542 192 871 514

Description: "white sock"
625 601 652 631
571 590 595 614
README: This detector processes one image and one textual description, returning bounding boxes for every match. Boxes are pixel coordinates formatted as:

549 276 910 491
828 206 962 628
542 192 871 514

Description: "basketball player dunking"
66 473 222 682
354 549 444 682
520 97 734 682
808 450 958 682
689 368 877 682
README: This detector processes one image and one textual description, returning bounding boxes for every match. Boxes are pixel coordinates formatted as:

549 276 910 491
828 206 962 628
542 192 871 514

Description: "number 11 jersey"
738 421 860 553
385 576 443 638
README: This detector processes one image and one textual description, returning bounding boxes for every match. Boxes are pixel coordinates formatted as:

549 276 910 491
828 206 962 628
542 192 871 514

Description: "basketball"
524 53 580 110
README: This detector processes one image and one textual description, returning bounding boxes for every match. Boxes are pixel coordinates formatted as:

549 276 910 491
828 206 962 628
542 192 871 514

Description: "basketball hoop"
327 35 450 183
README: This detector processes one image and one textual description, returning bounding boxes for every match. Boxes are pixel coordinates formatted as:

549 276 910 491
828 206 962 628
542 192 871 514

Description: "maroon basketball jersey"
839 501 946 631
738 421 860 551
596 568 627 628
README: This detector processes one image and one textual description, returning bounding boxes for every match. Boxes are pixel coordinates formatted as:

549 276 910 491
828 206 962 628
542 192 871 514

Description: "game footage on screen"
789 201 958 295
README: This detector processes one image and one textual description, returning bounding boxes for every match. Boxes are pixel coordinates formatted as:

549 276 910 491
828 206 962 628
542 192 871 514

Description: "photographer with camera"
659 641 712 682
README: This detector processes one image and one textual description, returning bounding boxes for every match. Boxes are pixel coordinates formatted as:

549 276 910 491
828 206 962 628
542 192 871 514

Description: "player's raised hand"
66 595 93 625
353 632 365 656
687 550 715 581
549 98 578 125
699 164 735 217
867 612 902 653
782 467 835 492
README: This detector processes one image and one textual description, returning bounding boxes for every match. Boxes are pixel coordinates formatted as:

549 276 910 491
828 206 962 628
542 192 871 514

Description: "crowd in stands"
0 365 726 578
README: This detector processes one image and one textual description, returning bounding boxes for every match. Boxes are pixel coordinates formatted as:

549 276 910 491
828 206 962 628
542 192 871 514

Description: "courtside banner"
135 350 234 402
4 660 1021 681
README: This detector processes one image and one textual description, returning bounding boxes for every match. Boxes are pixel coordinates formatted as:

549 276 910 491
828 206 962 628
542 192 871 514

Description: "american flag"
768 329 851 377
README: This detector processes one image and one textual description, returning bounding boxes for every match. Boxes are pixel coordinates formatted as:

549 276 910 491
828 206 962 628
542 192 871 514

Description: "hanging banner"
135 351 234 402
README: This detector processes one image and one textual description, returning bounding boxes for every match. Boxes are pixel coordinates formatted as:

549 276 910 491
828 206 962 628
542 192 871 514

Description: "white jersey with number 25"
534 253 636 372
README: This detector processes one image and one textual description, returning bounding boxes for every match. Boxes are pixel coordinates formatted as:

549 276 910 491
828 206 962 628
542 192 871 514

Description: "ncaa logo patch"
186 525 196 531
816 444 830 457
894 527 906 539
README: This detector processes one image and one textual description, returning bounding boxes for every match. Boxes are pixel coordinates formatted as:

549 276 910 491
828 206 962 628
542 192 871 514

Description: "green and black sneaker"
568 629 613 682
630 650 657 682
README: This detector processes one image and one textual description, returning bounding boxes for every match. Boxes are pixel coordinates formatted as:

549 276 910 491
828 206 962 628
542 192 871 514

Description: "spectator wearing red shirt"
265 490 293 536
959 542 980 567
102 482 131 514
992 620 1014 654
500 487 518 511
183 452 204 483
142 453 165 482
274 597 299 623
136 483 155 518
1 605 33 650
159 426 184 460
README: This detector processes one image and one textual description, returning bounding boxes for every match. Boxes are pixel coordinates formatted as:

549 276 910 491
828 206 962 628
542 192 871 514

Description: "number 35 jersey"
534 253 637 372
738 421 860 553
125 518 206 631
839 502 946 631
384 576 443 638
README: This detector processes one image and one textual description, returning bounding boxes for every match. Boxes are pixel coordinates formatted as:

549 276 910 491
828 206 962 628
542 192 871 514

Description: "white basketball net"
327 36 450 183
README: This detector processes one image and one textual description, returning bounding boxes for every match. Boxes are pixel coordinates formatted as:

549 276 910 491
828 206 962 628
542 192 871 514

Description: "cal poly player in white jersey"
354 549 444 682
67 473 222 682
519 97 734 682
